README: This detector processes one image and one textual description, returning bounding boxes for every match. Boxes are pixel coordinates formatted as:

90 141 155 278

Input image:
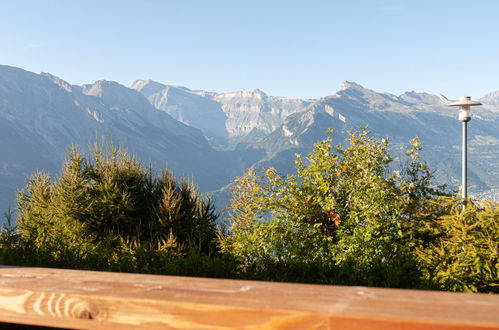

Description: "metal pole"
448 96 481 210
462 120 467 208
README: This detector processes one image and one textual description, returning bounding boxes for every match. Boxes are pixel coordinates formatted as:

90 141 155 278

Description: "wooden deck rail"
0 266 498 329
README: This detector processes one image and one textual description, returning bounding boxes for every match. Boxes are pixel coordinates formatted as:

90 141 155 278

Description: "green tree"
417 198 498 293
220 129 447 287
10 143 218 270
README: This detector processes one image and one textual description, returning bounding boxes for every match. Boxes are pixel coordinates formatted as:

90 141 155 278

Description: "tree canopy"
220 129 497 291
3 143 219 272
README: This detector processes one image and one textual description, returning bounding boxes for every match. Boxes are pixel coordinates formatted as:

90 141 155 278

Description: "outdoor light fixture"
448 96 482 207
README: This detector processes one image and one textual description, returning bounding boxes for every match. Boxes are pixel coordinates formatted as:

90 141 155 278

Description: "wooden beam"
0 266 498 329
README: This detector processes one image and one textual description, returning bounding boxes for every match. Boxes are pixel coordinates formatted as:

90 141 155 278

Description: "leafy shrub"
220 129 448 287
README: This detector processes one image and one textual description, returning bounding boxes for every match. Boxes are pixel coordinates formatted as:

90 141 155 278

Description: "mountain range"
1 64 498 221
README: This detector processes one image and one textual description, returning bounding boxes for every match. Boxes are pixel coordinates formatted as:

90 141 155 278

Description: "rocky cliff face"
131 80 229 147
211 89 311 146
132 81 311 147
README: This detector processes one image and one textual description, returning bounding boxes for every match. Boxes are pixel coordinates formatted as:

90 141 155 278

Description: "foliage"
1 131 496 293
220 129 449 287
0 143 222 274
417 198 498 293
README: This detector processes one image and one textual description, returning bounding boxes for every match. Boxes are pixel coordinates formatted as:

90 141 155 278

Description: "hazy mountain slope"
0 65 263 219
1 64 498 219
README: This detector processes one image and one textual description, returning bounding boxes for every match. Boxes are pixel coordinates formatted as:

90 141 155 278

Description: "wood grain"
0 266 497 329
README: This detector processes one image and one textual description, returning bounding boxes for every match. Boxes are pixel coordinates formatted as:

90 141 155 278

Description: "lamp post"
448 96 482 208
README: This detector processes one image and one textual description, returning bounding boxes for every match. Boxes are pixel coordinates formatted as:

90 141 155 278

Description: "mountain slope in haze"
0 65 263 218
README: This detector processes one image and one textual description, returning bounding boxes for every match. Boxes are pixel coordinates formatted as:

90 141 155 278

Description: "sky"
1 0 498 99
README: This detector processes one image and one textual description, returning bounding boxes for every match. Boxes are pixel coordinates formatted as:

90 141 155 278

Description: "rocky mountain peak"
82 80 117 97
41 72 73 92
130 79 167 97
480 90 499 106
82 80 153 112
399 91 449 106
253 88 267 96
338 81 366 92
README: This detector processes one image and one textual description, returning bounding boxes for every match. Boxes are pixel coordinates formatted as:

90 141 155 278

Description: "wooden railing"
0 266 498 329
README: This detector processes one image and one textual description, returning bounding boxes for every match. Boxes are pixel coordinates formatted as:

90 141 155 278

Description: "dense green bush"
417 198 498 293
219 130 491 289
0 143 224 274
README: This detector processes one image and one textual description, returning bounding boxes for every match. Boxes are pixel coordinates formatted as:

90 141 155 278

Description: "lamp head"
448 96 482 122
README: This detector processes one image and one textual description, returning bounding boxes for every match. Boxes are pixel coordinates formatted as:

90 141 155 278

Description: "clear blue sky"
1 0 498 99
